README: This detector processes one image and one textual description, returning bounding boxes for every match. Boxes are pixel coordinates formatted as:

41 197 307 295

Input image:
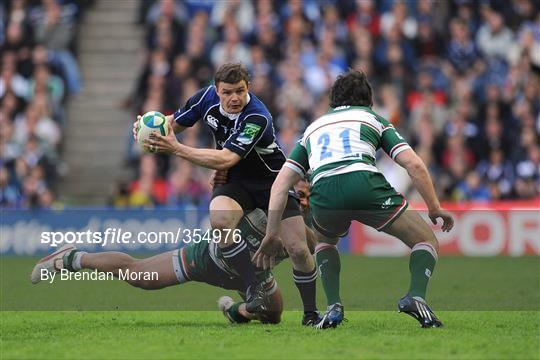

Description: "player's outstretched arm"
172 145 241 170
394 149 454 232
253 167 302 269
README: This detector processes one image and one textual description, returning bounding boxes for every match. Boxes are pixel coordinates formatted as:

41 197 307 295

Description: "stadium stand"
1 0 90 208
2 0 539 209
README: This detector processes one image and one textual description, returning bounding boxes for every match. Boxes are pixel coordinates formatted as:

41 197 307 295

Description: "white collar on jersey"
219 93 251 120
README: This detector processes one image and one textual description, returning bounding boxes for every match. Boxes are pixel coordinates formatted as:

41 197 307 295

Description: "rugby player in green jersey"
31 206 316 325
254 70 454 329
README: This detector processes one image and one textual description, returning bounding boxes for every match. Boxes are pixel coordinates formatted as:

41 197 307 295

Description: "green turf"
1 311 538 359
1 256 539 310
1 256 539 358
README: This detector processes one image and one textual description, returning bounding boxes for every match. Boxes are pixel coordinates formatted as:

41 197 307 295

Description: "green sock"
227 302 250 323
408 245 437 299
63 250 86 272
315 244 342 306
62 250 79 272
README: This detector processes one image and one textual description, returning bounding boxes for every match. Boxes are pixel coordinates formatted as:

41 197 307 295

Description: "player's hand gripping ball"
136 111 169 153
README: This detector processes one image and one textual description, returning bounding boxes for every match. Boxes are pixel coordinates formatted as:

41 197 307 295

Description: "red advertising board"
350 201 540 256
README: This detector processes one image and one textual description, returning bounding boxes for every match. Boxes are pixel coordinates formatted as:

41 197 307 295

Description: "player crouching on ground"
254 70 454 329
31 207 315 324
31 174 317 325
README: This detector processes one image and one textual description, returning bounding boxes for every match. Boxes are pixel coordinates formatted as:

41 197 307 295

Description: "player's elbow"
272 168 301 194
400 153 427 175
214 159 234 171
406 160 426 175
270 178 289 195
216 151 240 170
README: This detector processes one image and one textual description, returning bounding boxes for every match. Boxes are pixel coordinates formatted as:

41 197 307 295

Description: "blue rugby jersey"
174 86 286 180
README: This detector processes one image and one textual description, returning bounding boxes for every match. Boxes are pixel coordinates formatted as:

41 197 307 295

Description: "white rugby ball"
137 111 169 151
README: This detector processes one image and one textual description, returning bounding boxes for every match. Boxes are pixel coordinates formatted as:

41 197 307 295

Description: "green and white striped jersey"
285 106 411 184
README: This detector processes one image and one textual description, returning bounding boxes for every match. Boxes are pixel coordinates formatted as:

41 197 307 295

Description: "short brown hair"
214 63 250 86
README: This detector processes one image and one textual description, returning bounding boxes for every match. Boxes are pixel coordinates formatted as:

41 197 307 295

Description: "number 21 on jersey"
317 128 354 161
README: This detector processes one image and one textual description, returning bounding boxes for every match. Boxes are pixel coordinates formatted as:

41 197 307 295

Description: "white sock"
72 251 86 271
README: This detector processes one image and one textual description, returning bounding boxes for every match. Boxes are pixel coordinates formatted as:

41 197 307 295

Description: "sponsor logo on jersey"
236 123 262 145
381 197 392 209
206 114 219 130
425 269 432 277
245 235 260 247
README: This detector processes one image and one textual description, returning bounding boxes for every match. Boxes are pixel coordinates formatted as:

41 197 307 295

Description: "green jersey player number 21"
254 70 454 329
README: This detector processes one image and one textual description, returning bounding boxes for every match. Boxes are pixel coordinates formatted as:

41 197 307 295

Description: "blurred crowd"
1 0 90 208
2 0 538 209
119 0 539 209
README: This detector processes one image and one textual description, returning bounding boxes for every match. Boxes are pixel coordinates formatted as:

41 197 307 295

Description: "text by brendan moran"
39 269 159 284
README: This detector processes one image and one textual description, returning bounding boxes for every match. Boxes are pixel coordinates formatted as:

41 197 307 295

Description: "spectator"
0 164 22 208
514 145 540 198
32 0 76 50
476 149 515 199
167 159 209 207
210 21 251 68
456 171 492 202
447 18 479 74
346 0 381 38
128 154 168 206
276 105 305 155
380 0 417 40
376 83 404 127
26 64 64 106
0 51 29 98
476 10 514 59
304 51 342 97
210 0 255 36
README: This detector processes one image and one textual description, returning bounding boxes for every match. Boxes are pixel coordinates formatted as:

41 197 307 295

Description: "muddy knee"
285 242 311 263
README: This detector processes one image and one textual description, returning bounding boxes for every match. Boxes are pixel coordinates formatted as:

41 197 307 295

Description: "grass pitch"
2 311 538 359
1 256 539 359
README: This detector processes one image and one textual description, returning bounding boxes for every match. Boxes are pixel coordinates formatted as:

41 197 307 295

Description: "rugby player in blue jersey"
139 64 320 325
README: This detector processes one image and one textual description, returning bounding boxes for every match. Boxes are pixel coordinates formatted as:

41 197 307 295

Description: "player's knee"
285 242 310 263
210 215 237 234
430 238 440 253
423 232 440 253
260 311 282 324
413 234 440 255
127 275 162 290
124 261 158 290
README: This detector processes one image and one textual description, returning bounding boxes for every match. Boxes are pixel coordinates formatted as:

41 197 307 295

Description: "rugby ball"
137 111 169 151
